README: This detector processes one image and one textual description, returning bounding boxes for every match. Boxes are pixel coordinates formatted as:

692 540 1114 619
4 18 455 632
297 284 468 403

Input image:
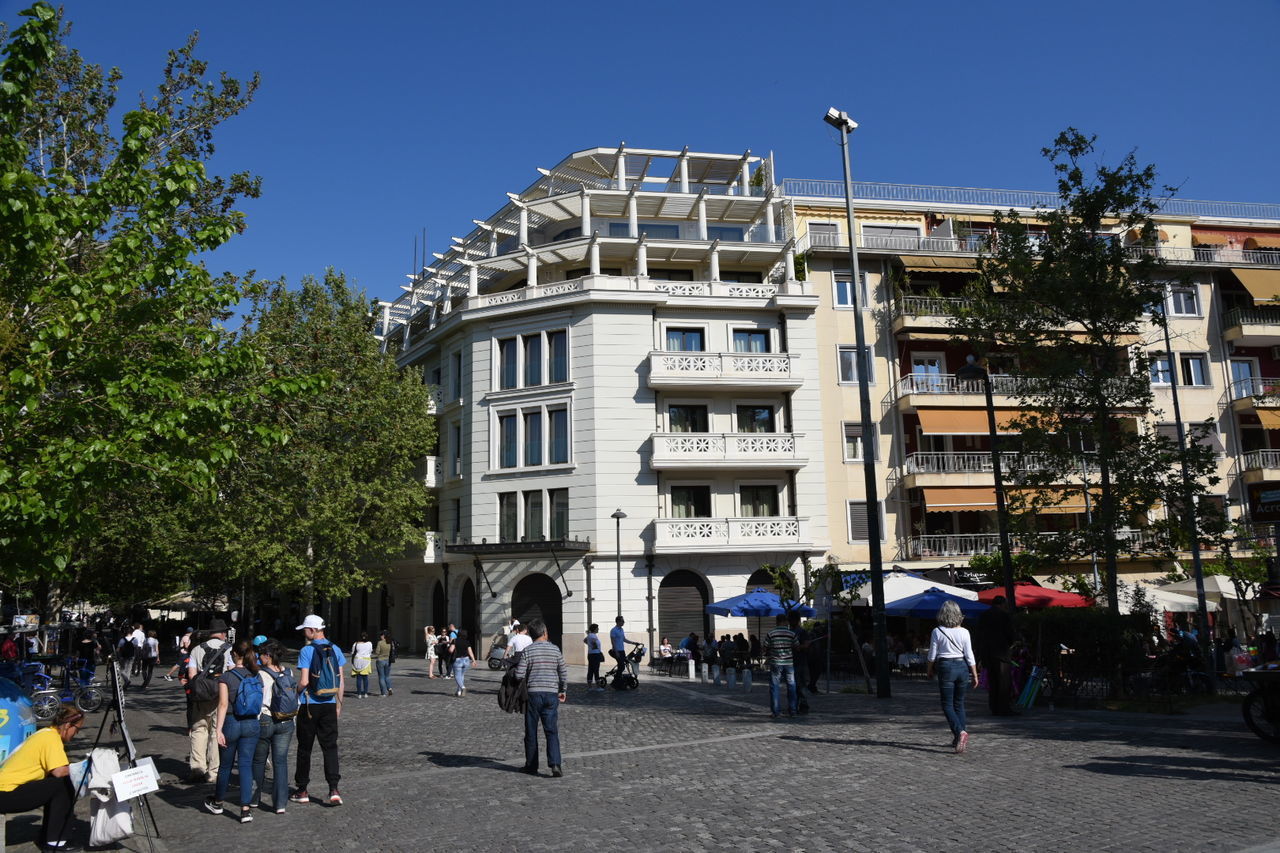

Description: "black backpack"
496 666 529 714
187 642 226 703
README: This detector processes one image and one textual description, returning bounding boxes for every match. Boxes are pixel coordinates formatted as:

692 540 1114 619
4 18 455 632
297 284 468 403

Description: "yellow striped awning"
1234 268 1280 304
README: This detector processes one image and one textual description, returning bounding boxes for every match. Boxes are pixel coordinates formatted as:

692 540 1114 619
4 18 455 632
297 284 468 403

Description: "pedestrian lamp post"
954 355 1017 608
823 106 890 698
612 508 626 618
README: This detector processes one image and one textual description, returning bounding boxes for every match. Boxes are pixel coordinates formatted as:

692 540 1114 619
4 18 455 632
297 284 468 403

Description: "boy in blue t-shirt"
291 615 346 807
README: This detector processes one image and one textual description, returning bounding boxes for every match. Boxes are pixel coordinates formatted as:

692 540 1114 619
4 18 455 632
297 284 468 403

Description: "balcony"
902 528 1148 559
891 295 969 334
886 372 1038 412
650 432 807 470
647 351 802 390
478 275 810 310
1241 449 1280 485
1228 376 1280 411
1223 306 1280 346
413 456 442 489
901 451 1097 489
652 516 811 554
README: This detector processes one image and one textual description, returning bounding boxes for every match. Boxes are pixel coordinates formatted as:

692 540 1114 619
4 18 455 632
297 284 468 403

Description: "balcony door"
911 353 946 392
1230 358 1259 397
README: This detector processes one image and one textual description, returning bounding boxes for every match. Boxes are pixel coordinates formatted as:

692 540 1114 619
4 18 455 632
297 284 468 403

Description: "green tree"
947 129 1219 612
0 4 296 594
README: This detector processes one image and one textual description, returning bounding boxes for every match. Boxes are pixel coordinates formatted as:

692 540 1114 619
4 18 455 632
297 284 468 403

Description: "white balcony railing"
653 516 811 552
890 372 1041 398
904 528 1147 559
650 432 805 468
648 351 801 387
1222 306 1280 331
1229 376 1280 402
1242 450 1280 471
423 531 444 562
902 452 1098 476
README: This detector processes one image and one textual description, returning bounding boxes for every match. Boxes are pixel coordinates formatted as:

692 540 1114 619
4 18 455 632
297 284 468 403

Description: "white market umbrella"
1122 585 1219 614
848 572 979 606
1160 576 1240 601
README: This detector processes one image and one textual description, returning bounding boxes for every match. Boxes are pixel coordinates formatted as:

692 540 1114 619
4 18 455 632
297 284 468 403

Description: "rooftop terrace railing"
783 179 1280 221
1223 306 1280 330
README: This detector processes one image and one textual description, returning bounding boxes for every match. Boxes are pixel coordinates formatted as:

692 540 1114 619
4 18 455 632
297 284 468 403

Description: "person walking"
436 630 453 678
583 624 605 691
374 630 395 696
0 704 85 851
186 619 232 784
350 633 373 699
139 629 160 689
424 626 438 678
926 600 979 754
514 618 568 778
205 640 263 823
505 623 532 663
164 627 193 681
291 614 346 807
253 641 297 814
765 615 798 718
976 595 1017 716
451 629 476 696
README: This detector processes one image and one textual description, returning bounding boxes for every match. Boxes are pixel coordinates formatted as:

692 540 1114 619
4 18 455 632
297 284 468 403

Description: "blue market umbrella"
884 587 990 619
705 588 816 618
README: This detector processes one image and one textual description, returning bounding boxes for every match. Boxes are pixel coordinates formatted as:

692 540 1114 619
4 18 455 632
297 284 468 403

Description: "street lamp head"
611 509 627 521
955 353 987 382
823 107 858 133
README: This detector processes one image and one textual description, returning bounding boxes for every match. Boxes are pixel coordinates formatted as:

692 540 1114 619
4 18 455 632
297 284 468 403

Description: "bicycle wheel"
31 691 60 722
1242 689 1280 743
76 686 105 713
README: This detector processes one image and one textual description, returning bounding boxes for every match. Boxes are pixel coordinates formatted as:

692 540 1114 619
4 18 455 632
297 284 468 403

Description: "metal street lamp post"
612 508 627 618
824 107 890 698
955 355 1018 608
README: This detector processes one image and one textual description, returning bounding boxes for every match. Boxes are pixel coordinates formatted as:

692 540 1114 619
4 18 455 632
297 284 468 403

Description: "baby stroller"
601 644 646 690
486 633 510 670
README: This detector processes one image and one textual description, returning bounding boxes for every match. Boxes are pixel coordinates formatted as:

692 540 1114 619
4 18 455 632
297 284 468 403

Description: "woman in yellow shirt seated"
0 704 84 851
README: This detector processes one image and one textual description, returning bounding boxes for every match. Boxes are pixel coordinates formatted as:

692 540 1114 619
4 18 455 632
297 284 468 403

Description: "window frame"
669 483 714 519
846 500 886 543
1169 286 1200 317
1179 353 1210 387
837 345 873 385
737 482 781 518
663 325 708 353
842 422 879 462
491 400 573 472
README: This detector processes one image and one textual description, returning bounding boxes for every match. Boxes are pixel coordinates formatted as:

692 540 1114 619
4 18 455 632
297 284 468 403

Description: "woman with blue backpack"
205 640 264 823
252 641 298 814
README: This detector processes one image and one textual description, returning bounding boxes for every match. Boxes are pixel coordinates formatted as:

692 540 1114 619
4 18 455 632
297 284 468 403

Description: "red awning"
977 582 1092 609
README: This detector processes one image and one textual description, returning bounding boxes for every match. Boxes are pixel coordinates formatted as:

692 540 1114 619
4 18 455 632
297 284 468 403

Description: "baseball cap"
252 635 268 647
296 614 325 631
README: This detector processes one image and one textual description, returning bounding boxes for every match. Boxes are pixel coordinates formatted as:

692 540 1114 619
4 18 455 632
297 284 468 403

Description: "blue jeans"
453 657 470 692
375 660 392 695
354 673 369 695
524 691 561 769
251 718 294 811
769 663 797 715
215 716 261 807
936 658 969 738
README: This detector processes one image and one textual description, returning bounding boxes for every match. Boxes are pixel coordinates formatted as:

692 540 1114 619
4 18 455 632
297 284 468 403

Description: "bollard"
687 658 696 681
742 667 752 691
696 662 706 684
710 664 720 686
726 667 737 688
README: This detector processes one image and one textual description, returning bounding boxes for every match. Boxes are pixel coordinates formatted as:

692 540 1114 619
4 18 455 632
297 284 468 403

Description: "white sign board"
111 758 159 801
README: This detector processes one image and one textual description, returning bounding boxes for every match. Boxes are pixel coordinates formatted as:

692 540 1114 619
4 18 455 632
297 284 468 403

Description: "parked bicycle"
1241 666 1280 744
29 657 105 721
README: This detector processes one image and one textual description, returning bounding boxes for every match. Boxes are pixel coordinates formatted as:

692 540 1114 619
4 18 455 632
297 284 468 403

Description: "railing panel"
1242 450 1280 470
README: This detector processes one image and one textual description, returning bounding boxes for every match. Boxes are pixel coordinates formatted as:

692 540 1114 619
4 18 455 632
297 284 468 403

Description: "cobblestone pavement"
9 662 1277 853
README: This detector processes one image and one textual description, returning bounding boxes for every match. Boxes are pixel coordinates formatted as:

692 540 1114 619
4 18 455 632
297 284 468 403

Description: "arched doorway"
432 580 446 630
512 574 563 648
659 570 710 646
745 568 783 644
460 579 478 649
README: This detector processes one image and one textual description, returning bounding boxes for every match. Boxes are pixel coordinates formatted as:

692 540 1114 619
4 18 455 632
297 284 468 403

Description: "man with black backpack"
185 618 232 784
291 614 346 807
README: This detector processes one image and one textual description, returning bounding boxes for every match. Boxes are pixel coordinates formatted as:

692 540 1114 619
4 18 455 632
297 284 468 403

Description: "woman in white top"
350 633 373 698
925 600 979 754
424 627 438 678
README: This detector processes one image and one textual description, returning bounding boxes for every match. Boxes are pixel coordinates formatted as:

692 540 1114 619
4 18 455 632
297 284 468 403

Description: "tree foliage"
946 129 1219 611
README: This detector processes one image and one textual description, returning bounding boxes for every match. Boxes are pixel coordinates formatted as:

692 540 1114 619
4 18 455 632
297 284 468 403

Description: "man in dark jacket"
976 596 1017 715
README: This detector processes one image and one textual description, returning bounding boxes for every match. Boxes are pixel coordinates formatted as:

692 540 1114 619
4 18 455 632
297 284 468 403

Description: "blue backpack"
266 668 300 720
306 642 340 699
230 669 263 717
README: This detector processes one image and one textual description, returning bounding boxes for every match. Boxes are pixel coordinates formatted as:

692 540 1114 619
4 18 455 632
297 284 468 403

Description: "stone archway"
659 570 710 647
512 573 563 649
460 579 478 651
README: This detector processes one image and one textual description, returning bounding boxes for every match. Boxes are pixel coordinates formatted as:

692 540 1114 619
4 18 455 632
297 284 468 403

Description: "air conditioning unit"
1270 346 1280 361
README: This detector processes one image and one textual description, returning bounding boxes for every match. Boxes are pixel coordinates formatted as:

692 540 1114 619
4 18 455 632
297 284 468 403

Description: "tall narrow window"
847 500 883 542
1149 354 1172 385
498 338 518 389
450 423 462 477
671 485 712 518
1179 354 1209 386
834 273 869 308
736 405 774 433
523 334 543 386
665 328 705 352
1170 287 1199 316
739 485 779 517
498 492 518 542
450 352 463 399
843 423 877 461
548 408 570 464
838 345 871 383
549 489 569 539
669 404 709 433
498 414 518 468
547 330 568 383
523 411 543 466
450 498 462 539
732 330 770 353
523 491 544 541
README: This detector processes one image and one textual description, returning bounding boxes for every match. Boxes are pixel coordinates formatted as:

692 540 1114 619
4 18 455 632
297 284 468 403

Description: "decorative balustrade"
1242 450 1280 471
893 295 971 318
904 528 1146 559
424 531 444 561
902 452 1095 476
648 351 801 387
653 516 810 552
650 432 804 468
889 372 1042 398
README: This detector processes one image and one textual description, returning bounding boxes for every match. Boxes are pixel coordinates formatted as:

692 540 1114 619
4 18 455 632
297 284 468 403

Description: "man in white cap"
291 615 346 806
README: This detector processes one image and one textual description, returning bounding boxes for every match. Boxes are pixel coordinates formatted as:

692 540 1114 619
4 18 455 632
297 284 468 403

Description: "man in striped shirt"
766 615 798 718
513 618 568 777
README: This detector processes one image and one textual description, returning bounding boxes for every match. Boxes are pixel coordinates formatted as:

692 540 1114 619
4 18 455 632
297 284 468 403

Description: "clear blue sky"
5 0 1278 303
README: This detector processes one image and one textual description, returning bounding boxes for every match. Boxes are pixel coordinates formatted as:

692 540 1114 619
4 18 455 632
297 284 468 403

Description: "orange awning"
902 256 979 271
1013 488 1101 514
1256 409 1280 429
1126 227 1169 243
923 486 997 512
1192 231 1230 246
1233 268 1280 304
1244 236 1280 250
917 408 1023 435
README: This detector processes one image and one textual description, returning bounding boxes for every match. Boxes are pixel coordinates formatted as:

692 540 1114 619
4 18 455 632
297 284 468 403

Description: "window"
862 225 920 246
843 422 878 462
736 405 774 433
707 225 744 242
549 489 569 539
450 498 462 539
838 345 872 384
548 408 570 464
609 222 679 239
449 423 462 477
523 491 544 541
547 330 568 383
649 269 695 282
523 335 542 387
552 226 582 242
732 329 770 353
1170 287 1199 316
834 273 869 309
740 485 779 517
498 414 518 468
670 404 709 433
523 411 543 466
1179 354 1209 387
566 267 621 279
498 493 518 542
808 222 839 247
450 352 463 399
498 338 518 389
1149 355 1172 385
847 500 884 542
671 485 712 518
666 327 705 352
720 271 763 283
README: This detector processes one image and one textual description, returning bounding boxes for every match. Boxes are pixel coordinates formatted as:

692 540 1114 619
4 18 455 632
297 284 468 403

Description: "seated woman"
658 638 674 659
0 703 85 851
